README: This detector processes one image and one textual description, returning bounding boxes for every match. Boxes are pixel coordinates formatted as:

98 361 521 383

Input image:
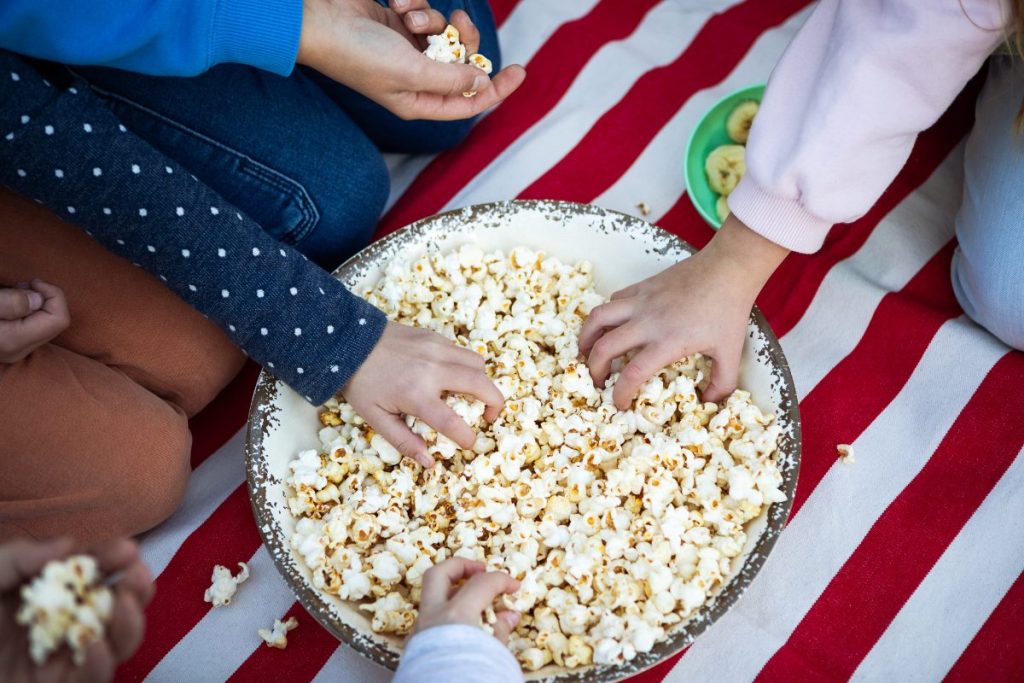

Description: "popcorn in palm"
284 245 786 671
16 555 114 666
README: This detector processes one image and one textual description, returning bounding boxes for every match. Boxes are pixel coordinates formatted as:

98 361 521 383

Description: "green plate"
684 83 765 229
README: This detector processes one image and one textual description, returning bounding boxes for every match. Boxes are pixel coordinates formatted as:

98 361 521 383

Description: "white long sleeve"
393 624 523 683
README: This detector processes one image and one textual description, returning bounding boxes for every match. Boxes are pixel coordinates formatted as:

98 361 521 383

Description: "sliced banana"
726 100 759 144
704 144 746 196
715 195 730 223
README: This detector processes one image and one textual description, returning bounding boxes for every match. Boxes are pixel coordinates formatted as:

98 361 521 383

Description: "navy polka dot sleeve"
0 53 387 405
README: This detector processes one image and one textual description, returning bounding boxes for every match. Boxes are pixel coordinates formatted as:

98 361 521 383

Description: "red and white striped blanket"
113 1 1024 680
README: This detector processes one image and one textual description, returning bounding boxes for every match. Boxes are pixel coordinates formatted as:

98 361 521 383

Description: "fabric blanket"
113 1 1024 680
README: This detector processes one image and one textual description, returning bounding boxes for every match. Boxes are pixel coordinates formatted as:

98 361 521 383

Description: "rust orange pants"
0 188 245 543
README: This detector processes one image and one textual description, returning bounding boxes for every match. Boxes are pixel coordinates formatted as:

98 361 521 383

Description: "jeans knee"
425 118 475 153
952 247 1024 350
296 152 390 269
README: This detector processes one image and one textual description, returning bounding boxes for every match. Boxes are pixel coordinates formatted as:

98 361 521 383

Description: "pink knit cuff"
728 176 833 254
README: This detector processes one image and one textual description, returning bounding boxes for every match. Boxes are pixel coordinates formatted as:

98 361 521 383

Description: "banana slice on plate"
716 195 730 222
705 144 746 196
726 100 759 144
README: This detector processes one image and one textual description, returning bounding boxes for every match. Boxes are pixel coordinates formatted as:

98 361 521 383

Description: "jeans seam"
72 71 321 244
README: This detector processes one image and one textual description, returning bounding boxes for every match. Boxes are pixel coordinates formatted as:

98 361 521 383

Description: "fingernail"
408 10 427 27
393 0 409 8
27 291 43 311
508 612 521 626
472 75 487 92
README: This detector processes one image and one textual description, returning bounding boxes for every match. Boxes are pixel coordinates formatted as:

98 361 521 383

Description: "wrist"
704 214 788 289
297 0 325 67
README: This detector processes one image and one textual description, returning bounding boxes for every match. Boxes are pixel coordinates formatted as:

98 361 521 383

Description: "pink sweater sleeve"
729 0 1010 253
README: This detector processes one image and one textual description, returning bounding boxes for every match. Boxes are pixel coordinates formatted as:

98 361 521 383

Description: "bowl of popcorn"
246 200 800 681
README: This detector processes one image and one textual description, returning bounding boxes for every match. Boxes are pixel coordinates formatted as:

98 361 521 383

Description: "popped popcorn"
284 245 786 673
15 555 114 666
422 24 494 97
837 443 855 464
258 616 299 649
203 562 250 607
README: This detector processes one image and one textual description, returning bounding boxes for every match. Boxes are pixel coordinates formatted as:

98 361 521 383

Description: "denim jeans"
951 56 1024 351
71 0 500 270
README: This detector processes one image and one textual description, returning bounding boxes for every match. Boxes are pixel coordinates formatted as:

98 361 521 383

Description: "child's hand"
0 537 153 683
298 0 525 121
578 216 789 408
0 279 70 364
414 558 520 643
343 322 505 468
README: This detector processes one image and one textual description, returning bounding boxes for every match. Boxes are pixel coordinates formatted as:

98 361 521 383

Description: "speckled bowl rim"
245 199 801 682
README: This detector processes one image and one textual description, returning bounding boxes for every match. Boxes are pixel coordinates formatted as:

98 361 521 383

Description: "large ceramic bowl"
246 200 801 682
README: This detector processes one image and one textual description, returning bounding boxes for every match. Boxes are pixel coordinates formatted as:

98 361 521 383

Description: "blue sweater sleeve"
0 0 302 77
0 53 387 404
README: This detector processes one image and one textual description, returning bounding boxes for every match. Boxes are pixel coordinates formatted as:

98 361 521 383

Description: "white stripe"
138 429 246 578
596 6 812 220
383 0 601 212
145 546 297 682
310 643 392 683
782 143 965 398
443 0 743 209
499 0 601 68
853 446 1024 682
665 319 1008 682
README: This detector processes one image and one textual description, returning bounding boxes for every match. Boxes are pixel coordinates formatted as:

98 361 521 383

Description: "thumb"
416 58 490 97
491 610 520 644
364 407 433 468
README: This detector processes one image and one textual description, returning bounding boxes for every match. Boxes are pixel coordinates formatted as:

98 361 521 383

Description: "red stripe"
189 361 261 469
228 603 341 683
489 0 521 28
114 485 261 683
757 351 1024 681
518 0 812 203
656 192 716 250
787 241 963 518
377 0 662 237
756 74 981 339
946 570 1024 682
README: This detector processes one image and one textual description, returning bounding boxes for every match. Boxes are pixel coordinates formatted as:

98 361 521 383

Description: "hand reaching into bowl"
298 0 526 121
413 558 520 641
578 215 789 408
342 322 505 468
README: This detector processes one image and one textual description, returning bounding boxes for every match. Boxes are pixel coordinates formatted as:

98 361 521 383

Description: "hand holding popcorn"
1 537 152 682
297 0 524 121
414 558 520 643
